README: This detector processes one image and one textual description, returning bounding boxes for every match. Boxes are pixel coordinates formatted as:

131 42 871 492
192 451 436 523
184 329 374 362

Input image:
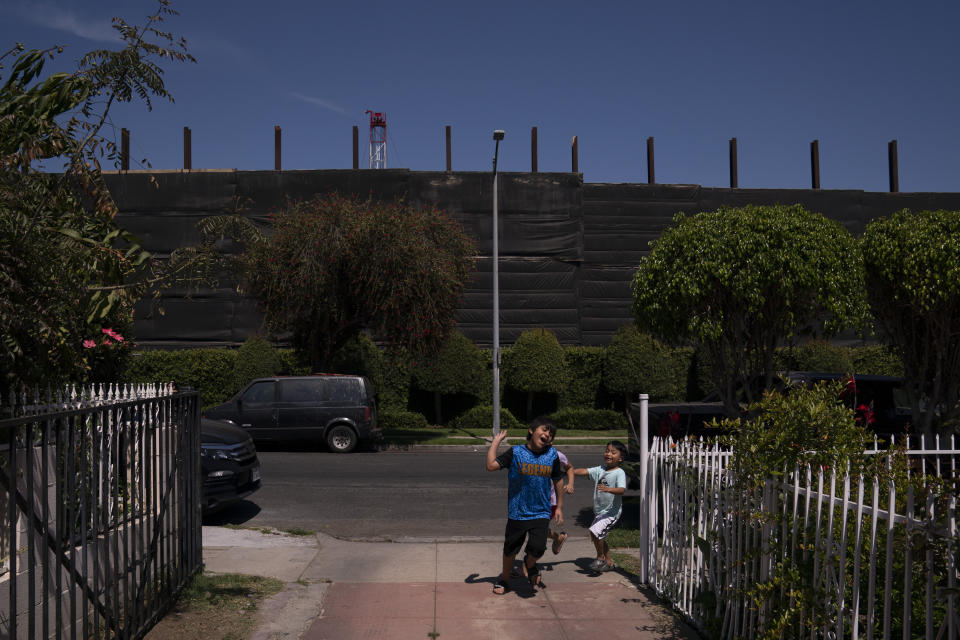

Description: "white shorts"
588 513 620 540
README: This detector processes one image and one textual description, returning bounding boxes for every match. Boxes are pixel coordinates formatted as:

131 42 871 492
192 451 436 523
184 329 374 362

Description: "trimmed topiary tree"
603 324 681 409
410 330 487 424
501 328 570 420
862 209 960 434
632 204 865 416
560 346 605 409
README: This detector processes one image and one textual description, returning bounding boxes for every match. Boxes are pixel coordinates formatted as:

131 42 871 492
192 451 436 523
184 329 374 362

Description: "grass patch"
281 527 315 536
145 572 283 640
606 528 643 548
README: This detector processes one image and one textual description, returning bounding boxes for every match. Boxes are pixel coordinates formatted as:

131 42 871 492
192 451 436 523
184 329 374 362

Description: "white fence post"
639 392 649 583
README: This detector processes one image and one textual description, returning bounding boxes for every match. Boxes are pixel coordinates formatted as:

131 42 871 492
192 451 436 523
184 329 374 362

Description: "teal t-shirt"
588 465 627 519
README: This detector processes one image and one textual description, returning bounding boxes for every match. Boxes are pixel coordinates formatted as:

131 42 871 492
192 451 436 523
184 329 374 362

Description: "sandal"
551 531 567 555
493 579 511 595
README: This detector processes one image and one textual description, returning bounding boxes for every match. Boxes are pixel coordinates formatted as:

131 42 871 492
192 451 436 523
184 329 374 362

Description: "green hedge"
560 346 604 409
122 336 906 417
448 404 523 430
378 409 429 430
122 349 238 409
549 407 627 431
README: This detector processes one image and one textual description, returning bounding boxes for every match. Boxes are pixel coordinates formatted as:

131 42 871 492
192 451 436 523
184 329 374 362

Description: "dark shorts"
503 518 550 559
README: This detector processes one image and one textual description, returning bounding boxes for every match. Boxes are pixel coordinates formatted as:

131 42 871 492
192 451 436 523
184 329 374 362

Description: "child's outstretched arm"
573 467 590 477
485 430 509 471
564 460 575 494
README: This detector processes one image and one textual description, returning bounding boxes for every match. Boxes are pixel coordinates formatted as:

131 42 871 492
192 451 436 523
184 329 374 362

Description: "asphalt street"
202 448 619 540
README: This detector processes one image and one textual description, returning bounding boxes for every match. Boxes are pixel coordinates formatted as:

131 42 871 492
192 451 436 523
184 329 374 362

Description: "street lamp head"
493 130 505 141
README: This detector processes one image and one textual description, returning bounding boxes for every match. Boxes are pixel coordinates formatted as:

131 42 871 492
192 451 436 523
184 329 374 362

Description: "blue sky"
2 0 958 192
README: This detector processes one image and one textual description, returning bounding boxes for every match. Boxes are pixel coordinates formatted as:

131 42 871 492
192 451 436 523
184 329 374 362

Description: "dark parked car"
200 418 261 513
203 374 380 453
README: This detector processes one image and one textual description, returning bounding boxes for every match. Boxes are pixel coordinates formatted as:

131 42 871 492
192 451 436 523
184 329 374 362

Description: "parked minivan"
204 375 379 453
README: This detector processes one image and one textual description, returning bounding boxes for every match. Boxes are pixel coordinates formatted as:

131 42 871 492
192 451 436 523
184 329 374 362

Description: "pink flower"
101 328 124 342
82 340 97 349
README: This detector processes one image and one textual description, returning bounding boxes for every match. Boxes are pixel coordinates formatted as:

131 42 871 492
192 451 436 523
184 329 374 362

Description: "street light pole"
492 130 504 435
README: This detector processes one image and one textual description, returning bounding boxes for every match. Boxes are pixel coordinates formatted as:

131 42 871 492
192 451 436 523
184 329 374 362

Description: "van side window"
242 381 275 406
279 379 324 403
326 378 358 404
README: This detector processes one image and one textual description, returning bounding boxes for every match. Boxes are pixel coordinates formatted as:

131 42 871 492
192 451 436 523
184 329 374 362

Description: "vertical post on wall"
729 137 738 188
492 130 505 435
647 137 655 184
531 126 538 173
888 139 899 192
183 127 192 171
120 128 129 171
639 392 649 583
352 126 359 169
446 125 452 171
810 139 820 189
274 126 282 171
571 136 578 173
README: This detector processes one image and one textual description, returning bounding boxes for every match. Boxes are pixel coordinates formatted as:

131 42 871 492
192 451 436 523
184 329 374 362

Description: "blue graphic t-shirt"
496 445 564 520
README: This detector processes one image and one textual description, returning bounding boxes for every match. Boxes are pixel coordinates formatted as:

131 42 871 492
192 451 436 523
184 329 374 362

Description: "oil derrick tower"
366 110 386 169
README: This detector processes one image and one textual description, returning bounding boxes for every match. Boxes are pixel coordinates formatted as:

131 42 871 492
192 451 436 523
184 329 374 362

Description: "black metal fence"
0 384 201 639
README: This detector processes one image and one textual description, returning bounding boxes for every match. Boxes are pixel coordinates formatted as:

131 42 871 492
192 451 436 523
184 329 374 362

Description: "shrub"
783 339 854 373
603 325 680 408
378 351 413 412
123 348 238 409
549 407 627 431
277 348 311 376
378 409 429 430
448 404 523 430
560 346 605 409
851 344 905 377
232 336 281 393
411 330 488 423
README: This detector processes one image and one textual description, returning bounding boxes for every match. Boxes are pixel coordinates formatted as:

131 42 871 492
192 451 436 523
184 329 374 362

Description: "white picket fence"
1 382 174 417
643 434 960 639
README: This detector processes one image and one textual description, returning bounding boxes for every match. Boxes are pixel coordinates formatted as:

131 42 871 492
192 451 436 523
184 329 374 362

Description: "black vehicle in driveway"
203 374 380 453
200 418 261 513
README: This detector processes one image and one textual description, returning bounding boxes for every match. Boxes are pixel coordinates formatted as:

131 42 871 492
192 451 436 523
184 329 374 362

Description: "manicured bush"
501 328 569 420
448 404 523 430
603 325 682 407
549 407 627 431
411 330 488 424
123 348 238 409
378 351 413 412
277 348 311 376
783 339 854 373
232 336 282 393
378 409 429 430
560 346 605 409
850 345 905 377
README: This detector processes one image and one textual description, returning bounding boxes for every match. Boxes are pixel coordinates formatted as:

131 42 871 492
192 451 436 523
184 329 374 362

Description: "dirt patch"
144 573 283 640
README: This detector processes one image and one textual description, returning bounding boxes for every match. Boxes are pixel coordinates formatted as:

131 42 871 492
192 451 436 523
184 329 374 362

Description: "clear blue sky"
3 0 958 192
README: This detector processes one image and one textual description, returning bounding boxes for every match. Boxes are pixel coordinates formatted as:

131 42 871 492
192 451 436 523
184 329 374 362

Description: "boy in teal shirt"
574 440 627 572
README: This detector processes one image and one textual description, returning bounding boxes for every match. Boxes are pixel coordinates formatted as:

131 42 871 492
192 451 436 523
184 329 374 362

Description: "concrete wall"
104 170 960 348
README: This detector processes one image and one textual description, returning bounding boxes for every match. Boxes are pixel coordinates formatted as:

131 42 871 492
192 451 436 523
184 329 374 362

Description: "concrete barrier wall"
104 170 960 348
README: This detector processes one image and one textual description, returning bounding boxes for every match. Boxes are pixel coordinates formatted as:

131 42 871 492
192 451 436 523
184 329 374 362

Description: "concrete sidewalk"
202 526 700 640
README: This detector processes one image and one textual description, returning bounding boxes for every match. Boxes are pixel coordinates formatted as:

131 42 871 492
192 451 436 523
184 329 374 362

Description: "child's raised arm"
485 430 509 471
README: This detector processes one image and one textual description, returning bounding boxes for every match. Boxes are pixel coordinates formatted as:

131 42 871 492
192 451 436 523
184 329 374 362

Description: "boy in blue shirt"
574 440 628 572
486 416 566 594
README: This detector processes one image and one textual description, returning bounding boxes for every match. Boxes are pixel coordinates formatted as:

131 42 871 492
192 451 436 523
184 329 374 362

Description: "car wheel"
326 425 357 453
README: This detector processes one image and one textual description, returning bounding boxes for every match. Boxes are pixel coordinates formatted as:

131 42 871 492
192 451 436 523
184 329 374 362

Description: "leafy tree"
602 324 681 408
231 336 281 392
501 328 569 420
631 204 865 416
411 330 487 424
0 1 194 386
196 193 476 372
862 209 960 434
